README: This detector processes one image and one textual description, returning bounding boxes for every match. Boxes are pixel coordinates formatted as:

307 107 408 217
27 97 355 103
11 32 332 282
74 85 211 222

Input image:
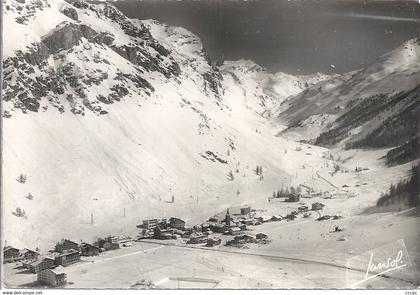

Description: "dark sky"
102 0 420 74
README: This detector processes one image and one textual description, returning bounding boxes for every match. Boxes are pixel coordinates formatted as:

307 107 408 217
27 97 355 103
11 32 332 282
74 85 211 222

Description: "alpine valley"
2 0 419 289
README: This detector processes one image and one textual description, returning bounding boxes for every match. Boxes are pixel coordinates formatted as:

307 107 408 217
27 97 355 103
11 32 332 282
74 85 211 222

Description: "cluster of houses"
4 247 39 263
137 217 187 240
136 207 276 247
3 241 77 287
270 189 302 203
136 208 248 244
3 236 131 288
4 201 333 287
273 190 339 202
135 203 328 248
187 208 274 248
225 232 269 247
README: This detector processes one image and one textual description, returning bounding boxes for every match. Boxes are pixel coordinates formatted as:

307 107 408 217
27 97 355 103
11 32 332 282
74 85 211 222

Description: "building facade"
3 247 21 262
21 248 40 261
54 239 79 253
54 250 80 266
37 267 66 287
141 218 167 230
169 217 186 229
240 207 251 215
27 257 55 273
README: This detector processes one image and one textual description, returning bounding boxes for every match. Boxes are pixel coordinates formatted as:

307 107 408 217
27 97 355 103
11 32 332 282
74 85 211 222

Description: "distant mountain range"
277 37 420 164
2 0 418 249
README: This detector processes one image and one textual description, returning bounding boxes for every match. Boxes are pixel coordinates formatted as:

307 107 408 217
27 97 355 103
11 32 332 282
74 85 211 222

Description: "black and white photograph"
1 0 419 291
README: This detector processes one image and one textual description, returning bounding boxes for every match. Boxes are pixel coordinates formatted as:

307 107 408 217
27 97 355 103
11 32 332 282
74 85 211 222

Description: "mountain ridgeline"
277 37 420 165
5 0 418 155
2 0 332 248
2 0 419 248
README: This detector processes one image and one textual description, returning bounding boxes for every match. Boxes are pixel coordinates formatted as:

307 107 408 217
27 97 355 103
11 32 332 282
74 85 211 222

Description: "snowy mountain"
3 0 417 252
277 38 420 154
2 0 328 249
220 59 331 118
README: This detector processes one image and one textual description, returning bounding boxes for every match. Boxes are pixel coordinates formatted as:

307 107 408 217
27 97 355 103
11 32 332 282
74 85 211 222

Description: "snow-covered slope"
5 0 416 253
277 38 420 149
2 0 331 250
220 59 331 118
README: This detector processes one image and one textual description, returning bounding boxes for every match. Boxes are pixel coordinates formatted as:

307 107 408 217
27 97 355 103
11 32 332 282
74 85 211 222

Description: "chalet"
153 227 175 240
3 246 21 262
37 266 67 287
138 219 157 230
228 226 242 235
157 219 168 228
256 215 272 223
286 193 301 202
181 231 191 239
239 224 247 231
312 202 325 211
209 223 227 233
169 217 186 229
93 236 119 251
213 207 251 224
54 249 80 266
21 248 40 261
200 222 211 232
285 214 296 221
54 239 79 253
226 235 256 246
26 257 55 273
116 237 133 247
187 233 208 244
80 243 100 256
206 238 221 247
179 228 192 237
171 228 186 237
256 233 268 240
140 218 167 230
270 215 282 221
103 241 120 251
137 228 154 239
298 206 309 213
240 207 251 215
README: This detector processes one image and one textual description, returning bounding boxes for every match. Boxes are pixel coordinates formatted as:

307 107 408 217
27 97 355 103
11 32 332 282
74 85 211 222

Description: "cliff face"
2 0 188 115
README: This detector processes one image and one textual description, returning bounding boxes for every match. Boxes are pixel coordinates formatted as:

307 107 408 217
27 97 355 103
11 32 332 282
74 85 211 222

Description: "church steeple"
225 209 231 227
